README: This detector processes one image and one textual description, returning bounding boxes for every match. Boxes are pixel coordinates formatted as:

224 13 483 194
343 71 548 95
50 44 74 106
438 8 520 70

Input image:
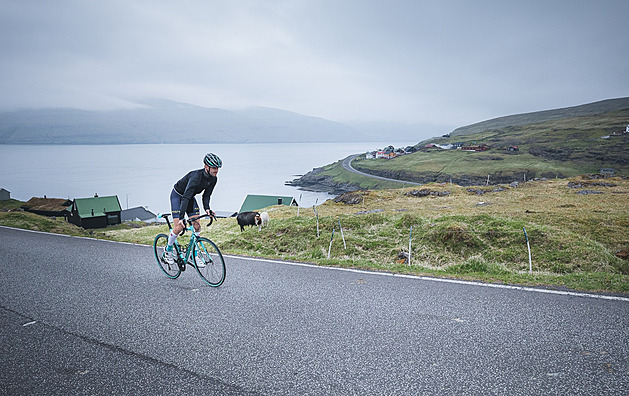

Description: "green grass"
354 150 589 178
0 211 90 236
2 176 628 295
0 199 26 211
320 160 406 190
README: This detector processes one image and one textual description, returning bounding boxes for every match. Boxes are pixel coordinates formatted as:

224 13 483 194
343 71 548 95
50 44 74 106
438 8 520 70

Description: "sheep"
236 211 261 232
258 211 269 231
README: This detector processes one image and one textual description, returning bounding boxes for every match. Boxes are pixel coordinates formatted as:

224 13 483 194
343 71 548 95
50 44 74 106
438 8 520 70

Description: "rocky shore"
286 167 363 196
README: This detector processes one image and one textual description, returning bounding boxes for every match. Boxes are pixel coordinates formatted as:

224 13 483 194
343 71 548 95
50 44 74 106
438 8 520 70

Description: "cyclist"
164 153 222 264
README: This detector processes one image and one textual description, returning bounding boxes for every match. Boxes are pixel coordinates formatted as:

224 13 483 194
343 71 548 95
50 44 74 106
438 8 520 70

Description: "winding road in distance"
341 154 423 185
1 225 628 395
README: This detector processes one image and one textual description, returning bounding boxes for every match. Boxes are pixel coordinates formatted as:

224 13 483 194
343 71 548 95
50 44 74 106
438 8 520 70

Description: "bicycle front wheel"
154 234 181 279
192 237 226 287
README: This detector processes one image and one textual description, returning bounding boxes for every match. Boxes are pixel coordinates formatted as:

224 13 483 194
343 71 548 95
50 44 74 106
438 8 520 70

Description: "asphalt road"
1 226 628 395
341 155 422 185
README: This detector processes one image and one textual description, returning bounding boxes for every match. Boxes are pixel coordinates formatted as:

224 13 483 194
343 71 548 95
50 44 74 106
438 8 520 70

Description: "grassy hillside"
349 108 628 185
449 97 629 136
2 175 628 294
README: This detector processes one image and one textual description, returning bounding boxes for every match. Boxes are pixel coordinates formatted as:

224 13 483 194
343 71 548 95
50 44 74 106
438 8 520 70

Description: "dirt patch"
616 249 629 260
334 191 369 205
567 181 617 189
405 189 451 197
466 187 506 195
575 190 604 195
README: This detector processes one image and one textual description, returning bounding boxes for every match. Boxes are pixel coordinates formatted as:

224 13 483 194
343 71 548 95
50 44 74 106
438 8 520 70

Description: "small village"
0 189 298 230
0 192 152 229
364 142 518 160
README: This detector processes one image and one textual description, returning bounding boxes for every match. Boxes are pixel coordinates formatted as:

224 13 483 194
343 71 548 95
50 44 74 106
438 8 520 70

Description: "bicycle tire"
192 237 226 287
153 234 181 279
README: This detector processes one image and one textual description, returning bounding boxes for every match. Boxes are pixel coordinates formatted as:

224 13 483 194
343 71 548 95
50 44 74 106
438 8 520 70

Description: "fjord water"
0 142 414 214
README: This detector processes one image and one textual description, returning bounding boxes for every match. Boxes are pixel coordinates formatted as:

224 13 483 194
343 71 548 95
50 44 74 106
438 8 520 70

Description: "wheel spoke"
193 237 226 287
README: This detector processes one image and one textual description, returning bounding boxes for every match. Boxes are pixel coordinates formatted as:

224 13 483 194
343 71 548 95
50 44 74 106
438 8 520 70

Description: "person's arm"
202 177 217 213
179 174 200 216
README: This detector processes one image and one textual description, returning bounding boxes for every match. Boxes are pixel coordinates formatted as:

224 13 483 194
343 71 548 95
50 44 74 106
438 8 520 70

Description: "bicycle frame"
154 212 226 286
175 231 198 265
161 213 212 267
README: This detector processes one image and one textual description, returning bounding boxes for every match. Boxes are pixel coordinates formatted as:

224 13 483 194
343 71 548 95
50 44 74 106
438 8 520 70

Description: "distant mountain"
449 97 629 137
0 99 370 144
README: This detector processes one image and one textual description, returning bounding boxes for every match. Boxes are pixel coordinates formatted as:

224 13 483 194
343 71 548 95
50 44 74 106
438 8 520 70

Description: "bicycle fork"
194 239 214 266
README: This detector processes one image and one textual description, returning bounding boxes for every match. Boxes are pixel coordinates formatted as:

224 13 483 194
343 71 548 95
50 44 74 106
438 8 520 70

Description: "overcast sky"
1 0 627 130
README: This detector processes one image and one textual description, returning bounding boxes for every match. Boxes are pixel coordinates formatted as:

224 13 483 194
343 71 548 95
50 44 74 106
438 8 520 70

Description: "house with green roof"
239 194 297 213
68 195 122 229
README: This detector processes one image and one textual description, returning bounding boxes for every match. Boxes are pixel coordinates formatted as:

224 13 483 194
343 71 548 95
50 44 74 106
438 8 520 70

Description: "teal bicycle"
153 213 226 287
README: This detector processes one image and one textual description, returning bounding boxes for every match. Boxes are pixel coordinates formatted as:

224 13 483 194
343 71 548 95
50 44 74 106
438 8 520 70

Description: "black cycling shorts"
170 189 200 219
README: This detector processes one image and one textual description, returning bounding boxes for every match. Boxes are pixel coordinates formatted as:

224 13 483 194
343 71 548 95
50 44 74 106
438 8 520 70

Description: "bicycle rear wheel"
154 234 181 279
192 237 226 287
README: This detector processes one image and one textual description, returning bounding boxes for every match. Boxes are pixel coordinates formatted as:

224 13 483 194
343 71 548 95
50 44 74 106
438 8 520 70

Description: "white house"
375 151 387 159
121 206 160 222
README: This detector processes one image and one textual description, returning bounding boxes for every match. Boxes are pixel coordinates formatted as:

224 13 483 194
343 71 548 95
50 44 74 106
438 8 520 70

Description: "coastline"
286 166 362 196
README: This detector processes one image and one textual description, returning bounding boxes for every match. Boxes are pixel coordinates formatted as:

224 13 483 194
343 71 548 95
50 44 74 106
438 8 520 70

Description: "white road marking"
3 225 628 302
225 255 629 303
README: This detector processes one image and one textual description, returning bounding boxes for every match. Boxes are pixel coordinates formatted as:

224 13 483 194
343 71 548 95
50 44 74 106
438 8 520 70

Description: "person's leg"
188 197 201 234
167 189 183 248
192 219 201 233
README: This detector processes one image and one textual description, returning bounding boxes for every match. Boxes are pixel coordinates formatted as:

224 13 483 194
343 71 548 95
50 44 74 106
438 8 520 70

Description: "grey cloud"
0 0 627 128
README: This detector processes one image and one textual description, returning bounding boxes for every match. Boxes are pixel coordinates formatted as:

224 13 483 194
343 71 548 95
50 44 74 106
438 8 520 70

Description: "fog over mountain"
0 99 428 144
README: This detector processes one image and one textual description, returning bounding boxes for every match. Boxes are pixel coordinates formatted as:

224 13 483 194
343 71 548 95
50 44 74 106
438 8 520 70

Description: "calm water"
0 142 414 214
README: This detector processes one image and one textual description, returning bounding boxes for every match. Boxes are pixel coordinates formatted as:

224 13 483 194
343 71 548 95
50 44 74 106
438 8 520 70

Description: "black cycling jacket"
173 169 217 216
